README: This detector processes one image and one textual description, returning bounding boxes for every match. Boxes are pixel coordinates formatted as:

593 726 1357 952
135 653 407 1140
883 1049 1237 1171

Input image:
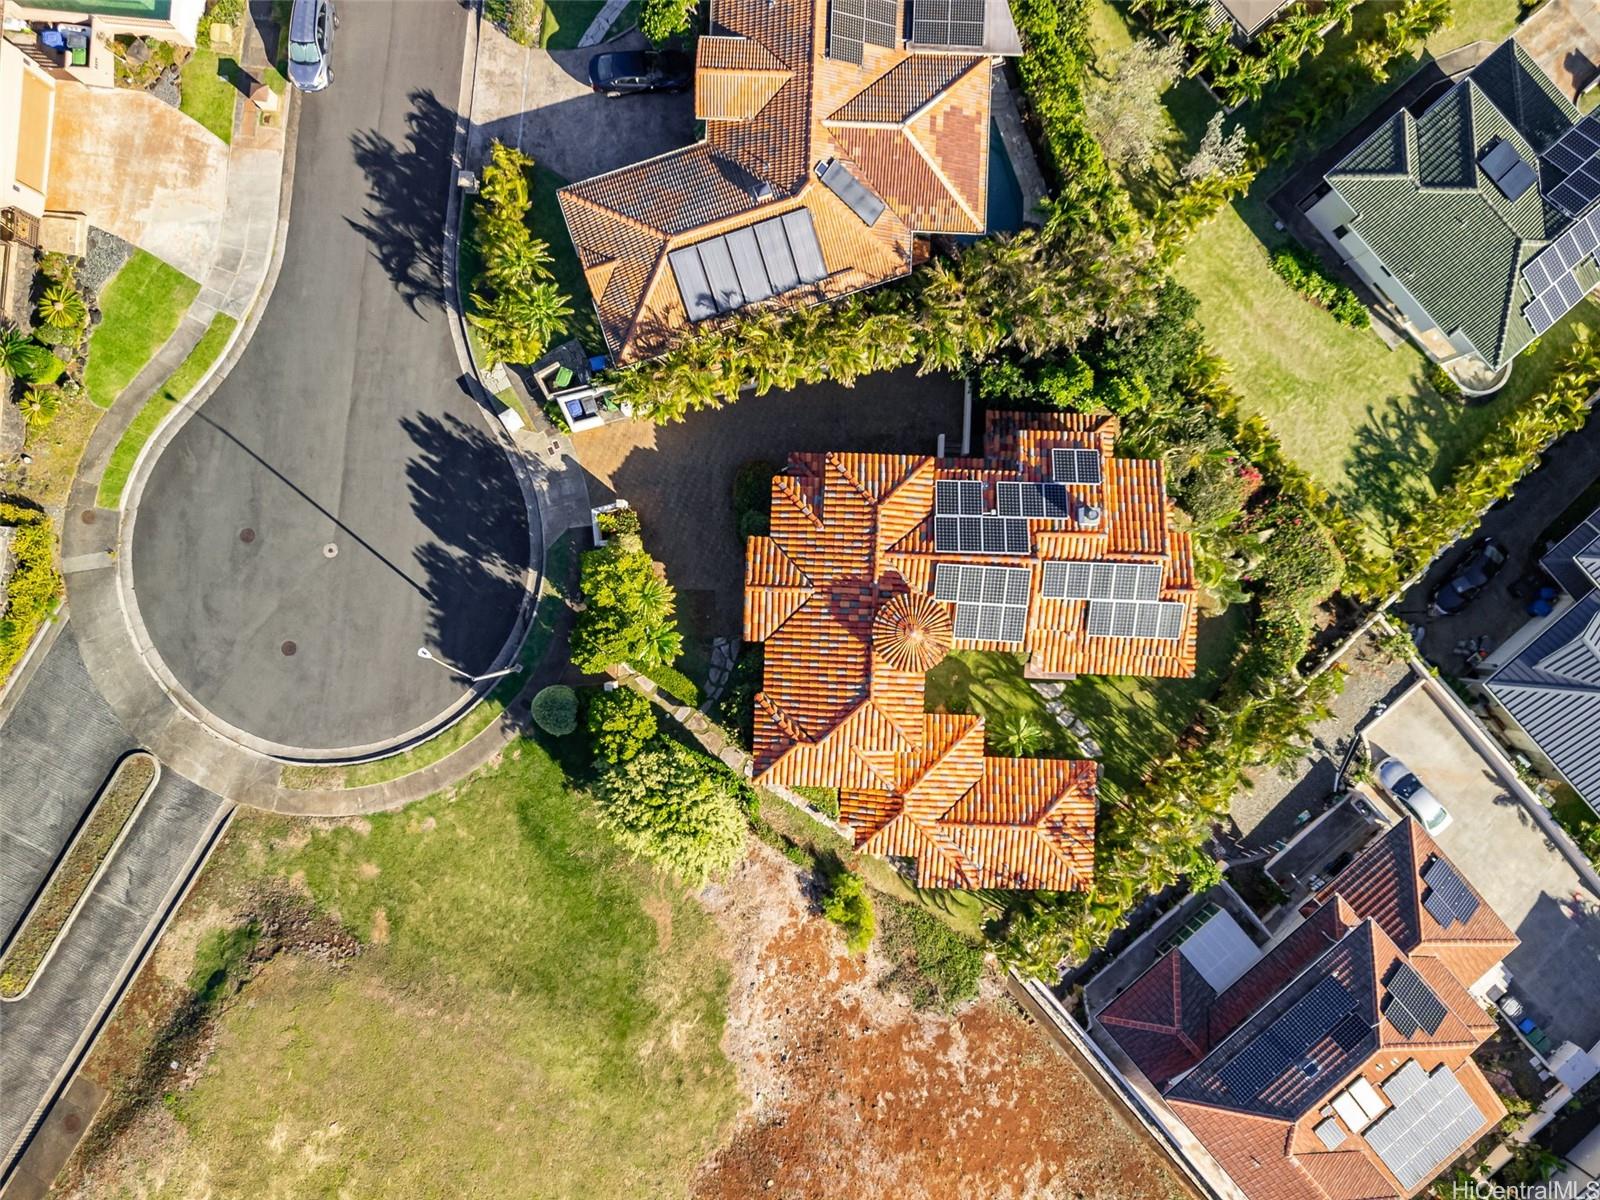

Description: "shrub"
594 739 747 887
821 872 876 954
639 0 693 42
37 282 88 332
714 644 764 749
1427 361 1464 402
1269 247 1369 329
19 386 59 430
530 685 578 735
636 661 699 707
483 0 541 45
1246 495 1346 609
1170 452 1253 532
570 540 683 674
586 687 657 762
732 460 779 541
0 503 63 681
467 141 571 366
596 507 641 541
793 786 839 819
36 251 76 283
878 899 984 1010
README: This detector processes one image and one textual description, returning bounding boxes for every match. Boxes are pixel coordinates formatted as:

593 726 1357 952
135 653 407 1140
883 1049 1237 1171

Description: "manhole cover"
322 542 338 559
281 641 297 656
80 510 96 525
239 528 256 544
63 1113 81 1133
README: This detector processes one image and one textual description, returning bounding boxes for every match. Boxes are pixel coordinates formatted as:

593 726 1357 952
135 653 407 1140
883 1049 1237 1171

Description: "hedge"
0 502 63 683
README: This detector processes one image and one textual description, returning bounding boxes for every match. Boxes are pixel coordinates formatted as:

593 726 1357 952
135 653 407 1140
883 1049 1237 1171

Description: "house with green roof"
1304 40 1591 394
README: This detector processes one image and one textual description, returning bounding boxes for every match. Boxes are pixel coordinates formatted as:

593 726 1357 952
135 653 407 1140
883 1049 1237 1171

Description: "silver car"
287 0 336 93
1376 756 1452 833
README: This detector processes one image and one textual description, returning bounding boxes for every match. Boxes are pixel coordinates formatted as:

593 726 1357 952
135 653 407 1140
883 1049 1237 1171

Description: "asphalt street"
131 0 532 753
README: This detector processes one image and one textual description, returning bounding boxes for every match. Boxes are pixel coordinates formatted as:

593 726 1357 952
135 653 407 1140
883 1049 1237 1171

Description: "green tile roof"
1325 41 1582 369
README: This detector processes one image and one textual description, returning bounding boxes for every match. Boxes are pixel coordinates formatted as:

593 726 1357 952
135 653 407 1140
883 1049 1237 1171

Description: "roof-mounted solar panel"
1495 160 1537 202
669 209 831 322
782 209 829 283
1051 447 1101 485
1479 139 1520 183
818 159 887 227
667 246 718 321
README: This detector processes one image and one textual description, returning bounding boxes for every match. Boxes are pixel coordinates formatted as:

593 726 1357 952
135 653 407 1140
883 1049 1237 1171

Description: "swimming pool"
985 119 1026 235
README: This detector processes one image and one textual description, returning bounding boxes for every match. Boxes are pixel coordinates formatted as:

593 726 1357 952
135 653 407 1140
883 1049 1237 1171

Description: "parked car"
1428 537 1507 616
1375 757 1452 833
287 0 336 93
588 50 691 97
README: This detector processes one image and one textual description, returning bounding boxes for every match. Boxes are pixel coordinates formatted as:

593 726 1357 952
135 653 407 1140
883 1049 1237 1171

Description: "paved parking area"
467 21 693 184
1365 679 1600 1052
573 368 966 635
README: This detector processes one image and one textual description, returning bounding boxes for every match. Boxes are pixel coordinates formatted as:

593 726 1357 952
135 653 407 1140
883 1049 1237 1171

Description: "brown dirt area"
693 847 1189 1200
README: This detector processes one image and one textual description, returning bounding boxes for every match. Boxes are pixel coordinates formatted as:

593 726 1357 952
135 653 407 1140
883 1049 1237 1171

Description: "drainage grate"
239 528 256 543
322 543 338 559
80 510 97 525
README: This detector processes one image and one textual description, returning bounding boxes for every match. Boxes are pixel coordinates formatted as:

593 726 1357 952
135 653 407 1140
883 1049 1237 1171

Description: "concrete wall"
0 40 54 219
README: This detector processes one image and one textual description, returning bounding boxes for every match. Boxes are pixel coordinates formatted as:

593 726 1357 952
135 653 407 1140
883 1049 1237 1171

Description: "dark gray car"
287 0 336 92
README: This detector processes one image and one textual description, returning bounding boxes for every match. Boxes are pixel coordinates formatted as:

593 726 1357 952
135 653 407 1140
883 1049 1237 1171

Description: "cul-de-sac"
3 0 1600 1195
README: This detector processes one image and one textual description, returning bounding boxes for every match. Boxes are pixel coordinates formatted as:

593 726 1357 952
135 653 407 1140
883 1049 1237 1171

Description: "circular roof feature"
873 590 953 674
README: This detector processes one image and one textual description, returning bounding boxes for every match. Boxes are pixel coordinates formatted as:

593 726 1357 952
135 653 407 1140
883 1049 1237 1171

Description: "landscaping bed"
0 752 159 998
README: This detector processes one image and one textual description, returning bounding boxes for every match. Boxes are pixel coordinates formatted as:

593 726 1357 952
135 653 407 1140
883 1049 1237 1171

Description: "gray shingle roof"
1487 593 1600 808
1324 40 1582 369
1540 505 1600 599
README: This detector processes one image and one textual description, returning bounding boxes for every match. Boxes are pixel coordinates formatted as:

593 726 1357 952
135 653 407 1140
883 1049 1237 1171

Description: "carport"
1364 674 1600 1057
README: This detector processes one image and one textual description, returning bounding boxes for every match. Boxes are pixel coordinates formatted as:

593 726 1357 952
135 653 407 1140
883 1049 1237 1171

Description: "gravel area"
78 228 135 298
150 65 180 108
1225 627 1414 852
2 252 36 331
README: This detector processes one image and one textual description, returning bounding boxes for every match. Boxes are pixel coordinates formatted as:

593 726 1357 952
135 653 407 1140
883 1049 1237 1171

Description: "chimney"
751 180 775 202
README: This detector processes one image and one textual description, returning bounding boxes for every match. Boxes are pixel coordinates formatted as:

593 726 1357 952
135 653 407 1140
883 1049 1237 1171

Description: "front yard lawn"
84 251 200 409
179 47 238 144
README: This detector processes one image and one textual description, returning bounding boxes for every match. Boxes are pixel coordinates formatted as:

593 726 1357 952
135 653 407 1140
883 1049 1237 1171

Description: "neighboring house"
2 0 203 47
1305 40 1593 393
1092 819 1518 1200
558 0 1021 365
1483 504 1600 814
1208 0 1296 41
0 36 55 233
744 410 1198 890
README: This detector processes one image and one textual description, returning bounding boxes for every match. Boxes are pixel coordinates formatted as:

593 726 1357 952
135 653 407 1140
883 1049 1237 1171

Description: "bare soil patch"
694 848 1188 1200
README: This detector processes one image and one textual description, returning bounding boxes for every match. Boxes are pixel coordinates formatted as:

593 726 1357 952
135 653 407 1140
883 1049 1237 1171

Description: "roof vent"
1077 502 1102 528
750 180 775 203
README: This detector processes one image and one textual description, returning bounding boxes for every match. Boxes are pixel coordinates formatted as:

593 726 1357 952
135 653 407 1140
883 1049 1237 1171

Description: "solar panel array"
1051 448 1102 485
1215 977 1357 1101
1330 1010 1371 1051
1382 962 1448 1038
818 158 887 226
1085 599 1186 641
1479 138 1537 203
933 515 1030 554
1313 1119 1347 1151
669 210 828 322
935 479 987 515
1040 560 1162 602
997 481 1073 520
1366 1064 1486 1191
933 564 1031 644
1420 856 1481 927
910 0 985 46
1520 207 1600 335
828 0 897 63
1542 112 1600 216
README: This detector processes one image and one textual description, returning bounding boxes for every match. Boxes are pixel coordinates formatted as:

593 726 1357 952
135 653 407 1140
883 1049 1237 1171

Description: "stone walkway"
578 0 633 46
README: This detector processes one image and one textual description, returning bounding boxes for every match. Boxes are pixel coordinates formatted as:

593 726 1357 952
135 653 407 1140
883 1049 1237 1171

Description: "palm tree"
995 714 1049 757
19 385 58 429
638 620 682 668
36 282 87 331
484 235 554 289
467 281 572 367
0 324 36 378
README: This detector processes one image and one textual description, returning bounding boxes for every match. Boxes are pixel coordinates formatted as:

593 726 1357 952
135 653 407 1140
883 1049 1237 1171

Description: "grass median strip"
280 530 578 791
85 252 201 410
0 753 159 998
97 313 238 510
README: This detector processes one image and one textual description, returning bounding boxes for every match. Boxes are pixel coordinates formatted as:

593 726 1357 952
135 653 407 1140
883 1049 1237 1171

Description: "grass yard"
178 47 239 144
542 0 638 47
84 252 200 409
97 314 236 509
1087 0 1576 545
93 738 739 1198
925 605 1247 794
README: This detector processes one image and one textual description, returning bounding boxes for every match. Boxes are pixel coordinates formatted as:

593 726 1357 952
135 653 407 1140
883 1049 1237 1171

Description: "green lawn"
924 605 1247 795
141 738 739 1198
542 0 602 48
84 252 200 409
178 47 239 143
97 313 236 509
1087 0 1580 545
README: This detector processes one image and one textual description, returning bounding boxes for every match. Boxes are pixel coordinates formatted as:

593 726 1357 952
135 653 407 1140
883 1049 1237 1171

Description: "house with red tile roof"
557 0 1022 364
1092 819 1518 1200
743 410 1198 890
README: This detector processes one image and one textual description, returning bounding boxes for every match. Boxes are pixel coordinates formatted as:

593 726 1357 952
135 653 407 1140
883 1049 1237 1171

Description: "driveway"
128 0 534 756
44 82 229 284
1398 419 1600 674
466 21 693 183
1365 679 1600 1052
573 368 966 636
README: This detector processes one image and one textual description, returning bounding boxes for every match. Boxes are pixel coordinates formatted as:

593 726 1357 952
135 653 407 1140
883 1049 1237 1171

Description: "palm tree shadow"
1339 375 1467 541
347 89 457 314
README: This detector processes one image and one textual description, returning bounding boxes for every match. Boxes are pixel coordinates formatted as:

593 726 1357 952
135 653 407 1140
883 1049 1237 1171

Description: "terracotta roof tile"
1098 949 1217 1087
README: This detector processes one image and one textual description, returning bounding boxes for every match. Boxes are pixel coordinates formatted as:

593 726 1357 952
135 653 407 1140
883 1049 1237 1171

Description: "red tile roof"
558 0 1006 362
743 414 1201 889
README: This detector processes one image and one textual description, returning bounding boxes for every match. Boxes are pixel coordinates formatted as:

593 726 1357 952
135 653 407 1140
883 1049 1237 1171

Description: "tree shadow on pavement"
348 89 456 314
402 411 535 674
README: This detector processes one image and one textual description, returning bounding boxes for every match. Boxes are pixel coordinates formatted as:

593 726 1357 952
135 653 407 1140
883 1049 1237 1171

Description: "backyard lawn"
178 48 238 144
78 737 740 1198
84 251 200 409
1087 0 1575 546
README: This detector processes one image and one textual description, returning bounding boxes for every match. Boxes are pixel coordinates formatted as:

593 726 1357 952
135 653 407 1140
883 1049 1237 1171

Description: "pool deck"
992 66 1048 228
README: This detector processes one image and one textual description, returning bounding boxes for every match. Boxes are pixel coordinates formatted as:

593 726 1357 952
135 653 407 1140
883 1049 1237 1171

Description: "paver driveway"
129 0 533 755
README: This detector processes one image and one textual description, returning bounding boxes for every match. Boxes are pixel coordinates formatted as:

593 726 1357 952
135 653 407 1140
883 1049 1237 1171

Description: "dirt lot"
694 848 1189 1200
